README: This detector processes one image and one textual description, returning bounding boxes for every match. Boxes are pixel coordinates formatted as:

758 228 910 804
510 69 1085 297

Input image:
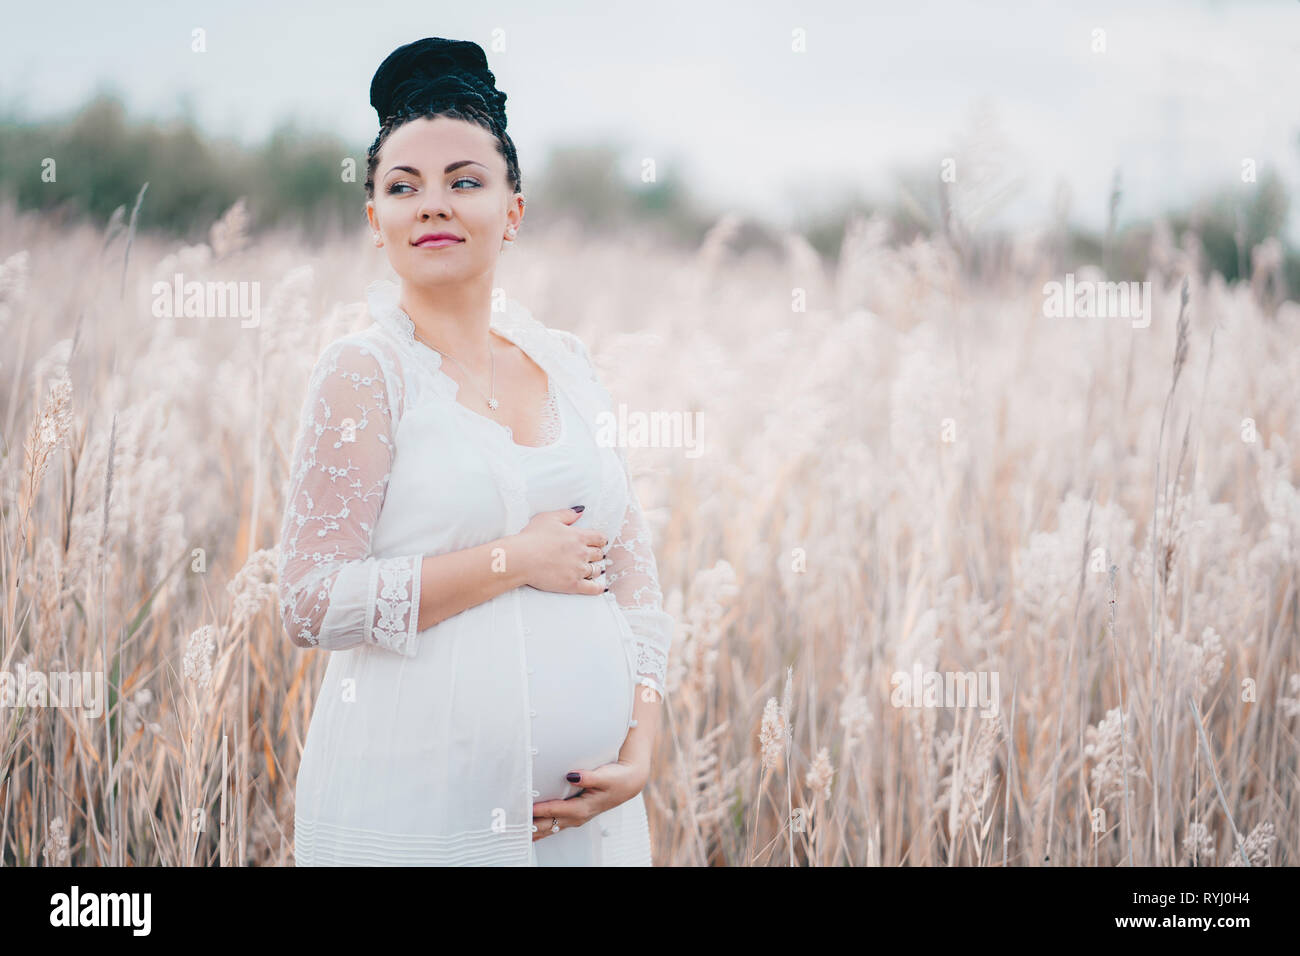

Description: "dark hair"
364 37 521 201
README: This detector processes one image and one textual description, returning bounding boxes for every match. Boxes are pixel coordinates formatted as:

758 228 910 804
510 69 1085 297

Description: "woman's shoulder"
311 326 404 377
501 296 599 383
543 325 596 374
303 327 408 413
546 326 585 353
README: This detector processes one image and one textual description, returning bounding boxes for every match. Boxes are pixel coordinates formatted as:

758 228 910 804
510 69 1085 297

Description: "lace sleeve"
606 470 675 699
552 328 675 699
276 337 424 657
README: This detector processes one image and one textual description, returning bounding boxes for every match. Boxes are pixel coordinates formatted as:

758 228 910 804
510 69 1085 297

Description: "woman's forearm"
415 534 532 631
617 686 663 778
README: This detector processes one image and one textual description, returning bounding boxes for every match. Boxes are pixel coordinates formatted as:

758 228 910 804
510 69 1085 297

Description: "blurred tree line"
0 92 711 246
0 91 1296 300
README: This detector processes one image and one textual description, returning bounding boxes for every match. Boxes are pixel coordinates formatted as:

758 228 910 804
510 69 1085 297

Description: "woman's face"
366 115 522 287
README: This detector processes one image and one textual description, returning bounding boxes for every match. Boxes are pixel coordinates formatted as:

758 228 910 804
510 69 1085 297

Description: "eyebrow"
384 160 486 178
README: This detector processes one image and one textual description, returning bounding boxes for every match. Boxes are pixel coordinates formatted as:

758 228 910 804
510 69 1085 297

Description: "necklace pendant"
487 398 499 410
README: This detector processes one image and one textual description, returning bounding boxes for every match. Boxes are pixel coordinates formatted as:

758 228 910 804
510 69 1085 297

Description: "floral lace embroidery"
374 558 417 654
535 380 562 446
512 379 562 449
276 336 422 657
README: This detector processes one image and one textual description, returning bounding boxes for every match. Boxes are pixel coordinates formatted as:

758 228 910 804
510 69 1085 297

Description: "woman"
276 37 674 865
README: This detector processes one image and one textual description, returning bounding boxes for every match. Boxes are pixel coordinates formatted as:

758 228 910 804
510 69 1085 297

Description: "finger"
585 545 606 562
532 801 584 825
563 768 608 791
531 815 564 840
534 792 601 826
532 788 585 816
531 795 584 838
576 573 607 595
581 530 609 548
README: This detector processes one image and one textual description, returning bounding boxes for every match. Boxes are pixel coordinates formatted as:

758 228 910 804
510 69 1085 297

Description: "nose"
417 186 451 221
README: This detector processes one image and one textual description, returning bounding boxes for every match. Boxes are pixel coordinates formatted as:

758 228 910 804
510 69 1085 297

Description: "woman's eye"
386 178 478 194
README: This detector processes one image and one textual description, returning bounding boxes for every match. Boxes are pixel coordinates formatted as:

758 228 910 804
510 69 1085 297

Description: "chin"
398 262 464 285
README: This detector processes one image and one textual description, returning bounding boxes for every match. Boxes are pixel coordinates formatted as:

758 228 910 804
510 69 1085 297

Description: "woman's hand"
510 507 608 595
531 757 649 841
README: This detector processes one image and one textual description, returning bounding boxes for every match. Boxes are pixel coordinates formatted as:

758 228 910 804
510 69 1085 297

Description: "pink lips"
414 233 463 248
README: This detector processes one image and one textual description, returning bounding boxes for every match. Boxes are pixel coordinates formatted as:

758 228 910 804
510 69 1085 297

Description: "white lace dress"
276 279 674 866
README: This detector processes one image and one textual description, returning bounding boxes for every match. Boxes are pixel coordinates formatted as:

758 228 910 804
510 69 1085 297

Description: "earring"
373 232 382 246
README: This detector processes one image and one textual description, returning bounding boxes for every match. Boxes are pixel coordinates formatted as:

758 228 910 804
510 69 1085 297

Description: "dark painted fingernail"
571 505 585 512
566 772 581 782
604 587 609 592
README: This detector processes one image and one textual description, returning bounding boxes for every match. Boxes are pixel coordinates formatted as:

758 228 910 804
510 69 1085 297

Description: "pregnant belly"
522 591 633 802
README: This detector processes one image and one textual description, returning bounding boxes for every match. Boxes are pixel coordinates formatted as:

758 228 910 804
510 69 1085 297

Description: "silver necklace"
412 327 500 411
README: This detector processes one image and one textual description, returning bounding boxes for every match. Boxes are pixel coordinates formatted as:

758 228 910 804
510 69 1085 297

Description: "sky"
2 0 1297 240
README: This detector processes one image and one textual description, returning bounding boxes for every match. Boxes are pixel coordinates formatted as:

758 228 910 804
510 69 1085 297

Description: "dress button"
527 667 534 675
530 747 538 756
531 789 540 797
600 827 611 837
523 626 532 635
529 709 537 717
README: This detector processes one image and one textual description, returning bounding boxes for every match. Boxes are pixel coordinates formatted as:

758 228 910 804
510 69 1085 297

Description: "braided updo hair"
364 37 521 201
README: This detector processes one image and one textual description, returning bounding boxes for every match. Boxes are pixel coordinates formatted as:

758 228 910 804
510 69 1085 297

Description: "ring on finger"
551 817 560 834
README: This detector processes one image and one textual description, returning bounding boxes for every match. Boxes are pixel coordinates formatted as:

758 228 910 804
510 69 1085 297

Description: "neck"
398 277 499 372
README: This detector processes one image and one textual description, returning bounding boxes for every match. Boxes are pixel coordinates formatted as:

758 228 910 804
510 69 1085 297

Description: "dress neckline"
514 378 567 451
365 279 563 450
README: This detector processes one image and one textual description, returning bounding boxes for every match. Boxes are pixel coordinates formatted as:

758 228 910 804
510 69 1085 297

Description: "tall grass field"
0 195 1296 866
